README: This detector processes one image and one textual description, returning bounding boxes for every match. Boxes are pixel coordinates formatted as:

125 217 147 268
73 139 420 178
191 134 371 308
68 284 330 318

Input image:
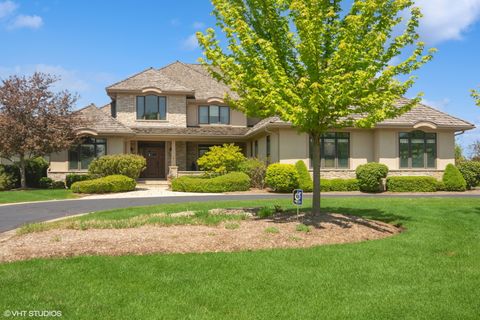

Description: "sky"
0 0 479 154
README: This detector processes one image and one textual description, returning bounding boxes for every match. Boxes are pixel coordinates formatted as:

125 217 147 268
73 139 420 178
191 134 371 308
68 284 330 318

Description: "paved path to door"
1 192 479 233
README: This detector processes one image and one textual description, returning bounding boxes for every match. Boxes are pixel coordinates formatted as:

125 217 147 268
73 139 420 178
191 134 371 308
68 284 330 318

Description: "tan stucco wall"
437 131 455 170
278 129 309 165
116 93 187 127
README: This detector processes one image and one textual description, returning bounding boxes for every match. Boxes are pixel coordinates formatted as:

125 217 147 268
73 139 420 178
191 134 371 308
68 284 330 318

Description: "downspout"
455 130 465 137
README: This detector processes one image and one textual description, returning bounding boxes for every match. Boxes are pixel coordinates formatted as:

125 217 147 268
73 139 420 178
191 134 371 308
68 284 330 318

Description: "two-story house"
48 61 475 181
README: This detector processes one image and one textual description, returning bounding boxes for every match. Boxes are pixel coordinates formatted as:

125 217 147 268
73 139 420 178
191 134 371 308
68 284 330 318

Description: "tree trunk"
19 154 27 189
311 134 321 215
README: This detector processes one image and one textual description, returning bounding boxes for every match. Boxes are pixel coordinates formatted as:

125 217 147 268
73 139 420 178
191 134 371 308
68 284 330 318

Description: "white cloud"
9 14 43 29
182 34 199 50
421 97 451 111
193 21 205 29
414 0 480 44
0 0 17 19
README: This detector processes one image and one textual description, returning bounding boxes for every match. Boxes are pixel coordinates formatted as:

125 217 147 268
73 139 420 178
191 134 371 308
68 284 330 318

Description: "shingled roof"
158 61 238 100
75 104 134 135
106 68 194 93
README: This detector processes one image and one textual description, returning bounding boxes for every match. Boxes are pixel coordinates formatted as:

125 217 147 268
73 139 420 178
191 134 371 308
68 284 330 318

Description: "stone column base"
168 166 179 180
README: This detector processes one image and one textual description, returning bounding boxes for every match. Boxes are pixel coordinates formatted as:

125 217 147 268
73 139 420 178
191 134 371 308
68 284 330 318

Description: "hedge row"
71 175 136 194
171 172 251 193
386 176 438 192
321 179 359 192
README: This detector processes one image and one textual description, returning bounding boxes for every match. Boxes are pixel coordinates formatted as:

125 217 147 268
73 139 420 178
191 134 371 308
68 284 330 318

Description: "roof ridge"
178 61 218 80
74 103 97 114
106 67 155 90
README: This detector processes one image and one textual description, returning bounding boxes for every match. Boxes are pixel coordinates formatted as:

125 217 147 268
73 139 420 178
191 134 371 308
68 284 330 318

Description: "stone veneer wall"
309 170 444 180
115 94 187 127
166 141 187 171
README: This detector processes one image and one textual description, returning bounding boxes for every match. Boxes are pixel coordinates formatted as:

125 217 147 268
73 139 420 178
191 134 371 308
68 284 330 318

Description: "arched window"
399 131 436 169
136 95 166 120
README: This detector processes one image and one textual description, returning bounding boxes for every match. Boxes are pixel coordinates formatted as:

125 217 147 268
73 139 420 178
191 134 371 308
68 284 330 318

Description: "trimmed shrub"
355 163 389 193
171 172 250 193
238 158 266 189
386 176 438 192
39 177 53 189
457 161 480 189
66 174 95 189
436 180 446 191
0 165 18 191
197 143 246 175
442 164 467 191
265 163 299 193
24 157 49 188
51 181 66 189
295 160 313 192
88 154 146 179
71 175 136 194
321 179 359 192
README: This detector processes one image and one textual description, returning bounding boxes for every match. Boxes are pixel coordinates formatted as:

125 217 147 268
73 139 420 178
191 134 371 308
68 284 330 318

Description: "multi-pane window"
198 105 230 124
399 131 436 169
136 95 166 120
309 133 350 169
68 137 107 170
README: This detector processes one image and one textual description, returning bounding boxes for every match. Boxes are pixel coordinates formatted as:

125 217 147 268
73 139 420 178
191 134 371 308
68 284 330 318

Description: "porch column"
168 140 178 180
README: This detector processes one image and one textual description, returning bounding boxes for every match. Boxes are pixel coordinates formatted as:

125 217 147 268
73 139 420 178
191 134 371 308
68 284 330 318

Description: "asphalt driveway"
1 192 479 233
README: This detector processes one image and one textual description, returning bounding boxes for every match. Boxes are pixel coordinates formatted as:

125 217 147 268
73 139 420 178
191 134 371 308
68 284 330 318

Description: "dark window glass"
254 140 259 157
68 138 107 170
309 132 350 169
399 131 436 169
136 97 145 119
266 135 271 157
145 95 159 120
111 100 117 118
198 145 212 158
159 97 166 120
199 106 209 124
210 105 220 123
220 107 230 124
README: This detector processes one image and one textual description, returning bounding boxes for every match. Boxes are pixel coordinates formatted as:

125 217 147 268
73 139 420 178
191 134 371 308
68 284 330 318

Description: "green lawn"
1 198 479 319
0 189 78 204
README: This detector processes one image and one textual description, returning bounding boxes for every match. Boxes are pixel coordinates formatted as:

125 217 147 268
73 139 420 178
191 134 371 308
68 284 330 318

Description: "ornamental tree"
472 87 480 107
197 0 435 214
0 73 81 188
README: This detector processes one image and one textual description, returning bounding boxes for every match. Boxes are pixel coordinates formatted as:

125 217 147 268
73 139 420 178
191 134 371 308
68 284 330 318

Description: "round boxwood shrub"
386 176 438 192
39 177 53 189
197 143 246 175
457 161 480 189
238 158 266 189
0 165 18 191
355 163 389 193
295 160 313 192
51 181 66 189
265 163 299 193
66 173 96 189
171 172 250 193
88 154 146 179
442 164 467 191
71 175 136 194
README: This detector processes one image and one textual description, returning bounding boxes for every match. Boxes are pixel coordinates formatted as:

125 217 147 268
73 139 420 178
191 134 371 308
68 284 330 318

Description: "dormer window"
136 95 166 120
199 105 230 125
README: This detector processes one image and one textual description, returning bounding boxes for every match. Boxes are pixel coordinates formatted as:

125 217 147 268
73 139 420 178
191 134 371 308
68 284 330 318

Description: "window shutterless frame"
136 95 167 120
198 105 230 125
399 131 437 169
68 138 107 170
309 133 350 169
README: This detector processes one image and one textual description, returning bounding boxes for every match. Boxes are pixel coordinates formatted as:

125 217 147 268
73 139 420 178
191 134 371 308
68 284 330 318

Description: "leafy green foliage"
295 160 313 192
355 163 389 193
171 172 251 193
471 87 480 107
386 176 438 192
88 155 146 179
197 0 434 213
197 143 246 175
457 161 480 190
38 177 53 189
51 181 66 189
295 224 311 233
265 163 299 193
0 165 17 191
264 226 280 234
66 174 96 189
455 144 465 164
257 206 275 218
442 164 467 192
238 158 266 188
71 175 136 194
321 179 359 192
23 157 49 188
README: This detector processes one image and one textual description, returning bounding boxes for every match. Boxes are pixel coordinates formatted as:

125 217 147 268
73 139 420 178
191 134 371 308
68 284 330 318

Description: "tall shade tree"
197 0 435 214
0 73 81 188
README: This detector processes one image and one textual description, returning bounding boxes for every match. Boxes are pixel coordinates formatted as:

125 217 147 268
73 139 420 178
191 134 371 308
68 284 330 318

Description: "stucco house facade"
48 61 475 181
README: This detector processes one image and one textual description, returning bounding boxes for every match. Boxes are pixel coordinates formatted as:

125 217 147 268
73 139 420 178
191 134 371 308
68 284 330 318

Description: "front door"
142 146 165 178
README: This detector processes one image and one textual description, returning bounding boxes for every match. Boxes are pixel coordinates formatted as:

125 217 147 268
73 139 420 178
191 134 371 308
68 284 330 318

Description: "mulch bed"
0 211 401 263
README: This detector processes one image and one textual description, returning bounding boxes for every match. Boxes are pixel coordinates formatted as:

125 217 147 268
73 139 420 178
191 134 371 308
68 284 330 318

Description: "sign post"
292 189 303 220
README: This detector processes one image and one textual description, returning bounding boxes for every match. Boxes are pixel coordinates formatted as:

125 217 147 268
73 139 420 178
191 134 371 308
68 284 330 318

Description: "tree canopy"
197 0 435 214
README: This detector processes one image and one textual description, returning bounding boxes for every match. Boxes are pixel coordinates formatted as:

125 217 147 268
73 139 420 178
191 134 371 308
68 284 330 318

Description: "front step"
136 179 170 186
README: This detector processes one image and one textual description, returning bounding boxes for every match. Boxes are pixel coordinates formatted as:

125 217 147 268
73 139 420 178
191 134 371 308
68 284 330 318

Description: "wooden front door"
142 146 165 178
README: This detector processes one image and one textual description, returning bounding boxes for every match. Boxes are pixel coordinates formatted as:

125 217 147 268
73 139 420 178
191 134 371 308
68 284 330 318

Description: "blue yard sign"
293 189 303 205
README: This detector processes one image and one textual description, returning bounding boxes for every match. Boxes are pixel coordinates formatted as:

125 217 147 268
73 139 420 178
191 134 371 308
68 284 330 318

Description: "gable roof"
106 67 194 93
75 104 134 135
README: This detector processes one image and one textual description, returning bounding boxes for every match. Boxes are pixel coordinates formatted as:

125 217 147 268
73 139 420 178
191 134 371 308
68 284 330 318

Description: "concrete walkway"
0 190 479 233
